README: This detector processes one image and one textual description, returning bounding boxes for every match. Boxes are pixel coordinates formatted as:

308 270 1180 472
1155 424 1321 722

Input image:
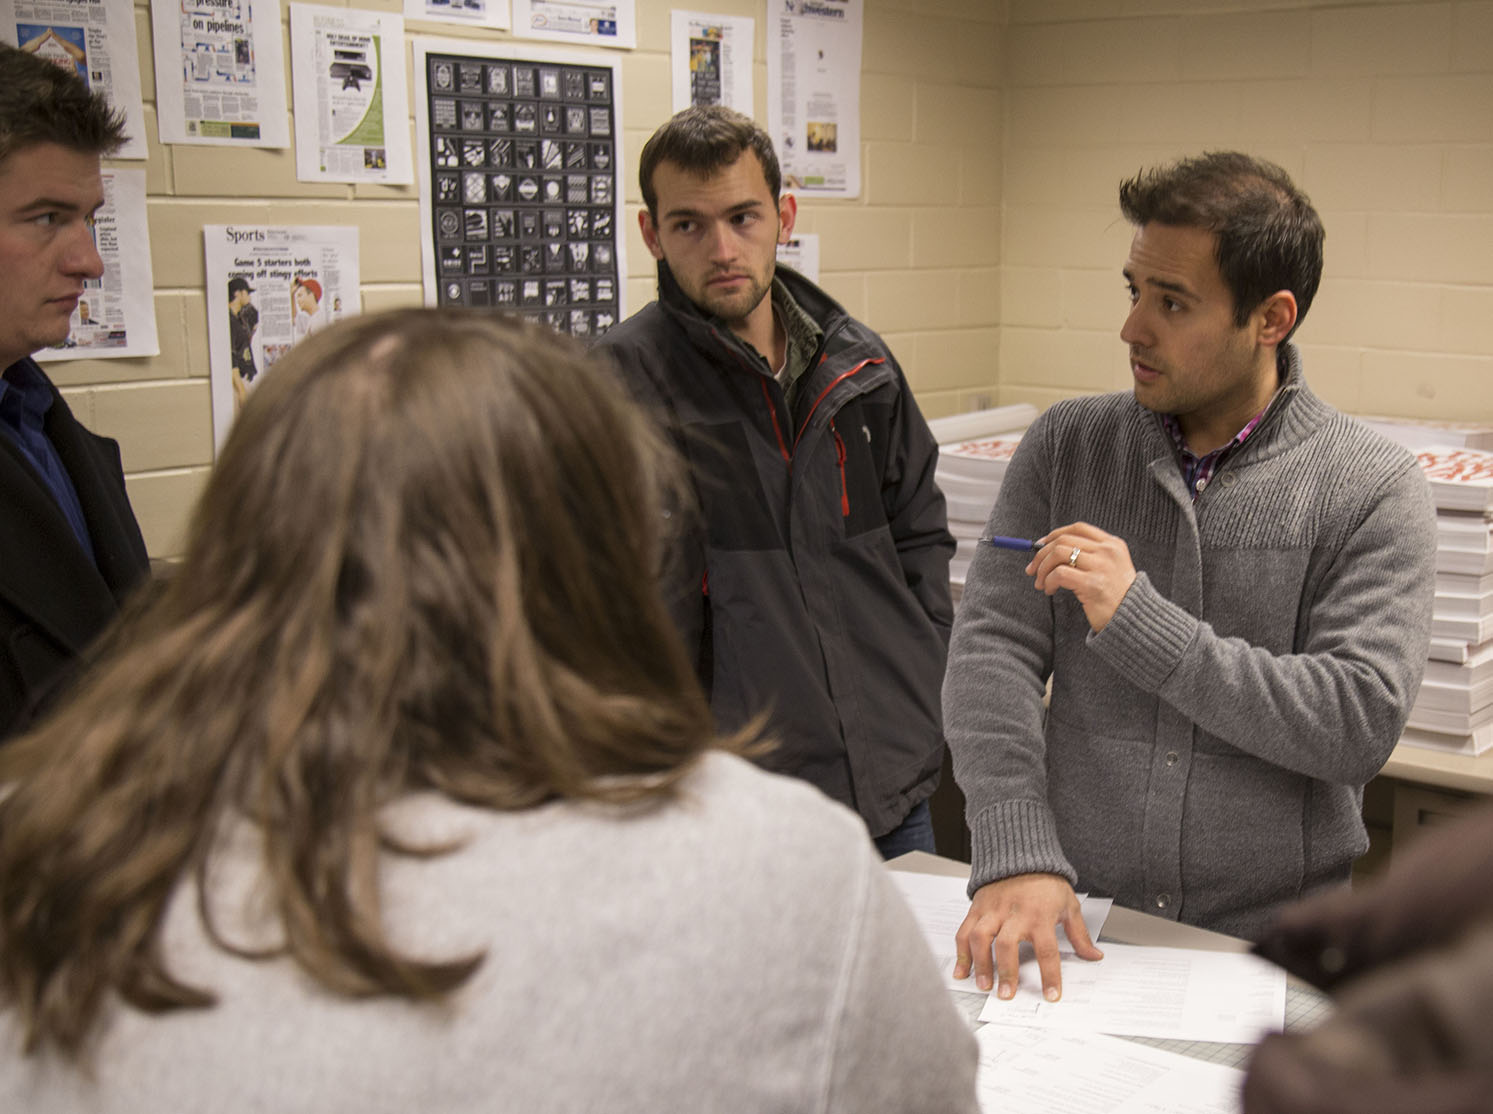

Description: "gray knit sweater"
0 753 978 1113
944 347 1436 940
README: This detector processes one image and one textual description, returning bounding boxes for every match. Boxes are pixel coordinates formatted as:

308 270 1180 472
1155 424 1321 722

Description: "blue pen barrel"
984 535 1038 552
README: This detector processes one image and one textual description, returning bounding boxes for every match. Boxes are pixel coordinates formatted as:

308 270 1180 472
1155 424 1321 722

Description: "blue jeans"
874 799 936 860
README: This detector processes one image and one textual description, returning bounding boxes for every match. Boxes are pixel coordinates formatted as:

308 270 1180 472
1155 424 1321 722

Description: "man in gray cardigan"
944 152 1436 1005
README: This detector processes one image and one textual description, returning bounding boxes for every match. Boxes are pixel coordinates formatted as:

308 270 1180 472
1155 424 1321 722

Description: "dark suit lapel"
43 381 149 600
0 430 117 654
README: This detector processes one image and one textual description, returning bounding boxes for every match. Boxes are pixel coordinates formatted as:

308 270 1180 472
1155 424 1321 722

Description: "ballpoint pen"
982 535 1038 552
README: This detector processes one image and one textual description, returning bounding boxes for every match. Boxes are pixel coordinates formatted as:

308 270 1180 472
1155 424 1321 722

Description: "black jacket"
598 264 954 836
0 358 150 739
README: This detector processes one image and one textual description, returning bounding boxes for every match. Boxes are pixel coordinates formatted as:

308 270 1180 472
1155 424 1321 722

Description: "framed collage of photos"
413 39 624 339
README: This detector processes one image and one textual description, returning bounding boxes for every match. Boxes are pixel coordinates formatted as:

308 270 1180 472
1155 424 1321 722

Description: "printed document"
975 1026 1243 1114
1 0 149 159
977 940 1285 1044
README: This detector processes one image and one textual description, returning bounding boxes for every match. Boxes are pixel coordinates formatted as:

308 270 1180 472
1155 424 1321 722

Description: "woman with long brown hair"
0 310 976 1112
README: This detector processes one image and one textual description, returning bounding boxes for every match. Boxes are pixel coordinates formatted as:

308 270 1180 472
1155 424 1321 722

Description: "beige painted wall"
32 0 1493 559
1000 0 1493 419
40 0 1002 558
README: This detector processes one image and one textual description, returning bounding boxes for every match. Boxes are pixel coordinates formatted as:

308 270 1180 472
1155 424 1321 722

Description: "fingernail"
997 982 1013 1000
1044 987 1060 1002
977 974 991 991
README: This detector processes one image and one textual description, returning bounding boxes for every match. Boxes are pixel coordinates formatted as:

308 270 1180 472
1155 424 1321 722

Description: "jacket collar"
653 260 850 357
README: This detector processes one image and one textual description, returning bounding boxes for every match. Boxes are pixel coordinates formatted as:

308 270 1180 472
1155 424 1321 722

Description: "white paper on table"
975 1025 1244 1114
977 940 1285 1044
888 870 1112 995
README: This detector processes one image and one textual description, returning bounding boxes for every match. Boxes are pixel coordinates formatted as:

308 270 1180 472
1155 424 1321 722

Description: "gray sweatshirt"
944 348 1437 940
0 752 979 1113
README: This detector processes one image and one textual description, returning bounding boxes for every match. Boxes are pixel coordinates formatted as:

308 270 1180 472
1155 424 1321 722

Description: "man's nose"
1120 304 1149 348
706 221 735 262
63 222 104 280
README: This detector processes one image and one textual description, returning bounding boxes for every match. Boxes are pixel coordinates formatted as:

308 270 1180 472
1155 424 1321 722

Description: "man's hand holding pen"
1028 522 1138 634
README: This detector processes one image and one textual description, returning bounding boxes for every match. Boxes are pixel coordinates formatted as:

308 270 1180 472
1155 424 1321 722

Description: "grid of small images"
425 52 619 339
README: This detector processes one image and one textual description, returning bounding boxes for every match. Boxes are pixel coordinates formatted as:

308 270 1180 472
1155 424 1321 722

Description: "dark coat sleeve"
880 361 955 645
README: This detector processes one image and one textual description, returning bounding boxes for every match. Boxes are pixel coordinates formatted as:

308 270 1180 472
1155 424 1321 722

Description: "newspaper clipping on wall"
403 0 509 31
39 169 160 362
1 0 148 160
511 0 634 50
204 223 359 450
290 3 412 184
413 38 625 340
768 0 862 199
670 11 752 113
776 234 819 285
150 0 290 147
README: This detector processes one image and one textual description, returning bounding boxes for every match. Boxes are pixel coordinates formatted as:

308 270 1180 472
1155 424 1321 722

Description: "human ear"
776 193 798 244
1256 290 1298 346
639 210 665 261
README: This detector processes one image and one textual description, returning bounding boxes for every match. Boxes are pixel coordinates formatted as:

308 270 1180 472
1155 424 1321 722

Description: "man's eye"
1124 284 1138 303
30 212 59 227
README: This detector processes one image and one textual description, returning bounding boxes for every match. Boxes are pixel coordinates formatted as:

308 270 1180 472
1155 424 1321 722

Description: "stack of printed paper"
927 404 1037 601
1404 446 1493 754
1355 415 1493 454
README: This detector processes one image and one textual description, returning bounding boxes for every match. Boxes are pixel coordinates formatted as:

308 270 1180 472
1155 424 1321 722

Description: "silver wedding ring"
1068 546 1082 568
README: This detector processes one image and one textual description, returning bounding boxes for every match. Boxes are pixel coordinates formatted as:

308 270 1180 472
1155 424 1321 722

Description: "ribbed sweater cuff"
967 799 1077 897
1089 571 1197 694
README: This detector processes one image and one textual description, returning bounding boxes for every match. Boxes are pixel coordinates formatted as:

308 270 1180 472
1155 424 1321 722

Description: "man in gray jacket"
945 152 1436 1003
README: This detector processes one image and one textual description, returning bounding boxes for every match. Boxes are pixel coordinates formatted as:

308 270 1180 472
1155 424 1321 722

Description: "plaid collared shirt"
1162 407 1269 500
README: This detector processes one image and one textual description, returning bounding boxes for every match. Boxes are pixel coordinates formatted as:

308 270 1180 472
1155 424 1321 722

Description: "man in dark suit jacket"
0 44 149 739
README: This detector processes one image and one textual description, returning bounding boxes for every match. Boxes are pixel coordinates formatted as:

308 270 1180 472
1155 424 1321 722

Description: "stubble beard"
695 269 771 328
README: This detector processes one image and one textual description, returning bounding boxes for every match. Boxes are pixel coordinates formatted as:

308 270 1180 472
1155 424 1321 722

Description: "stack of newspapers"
1358 417 1493 755
928 404 1037 603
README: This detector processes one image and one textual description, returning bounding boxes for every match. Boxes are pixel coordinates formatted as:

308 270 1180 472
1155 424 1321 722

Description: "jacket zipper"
759 377 792 463
793 358 883 454
830 421 849 517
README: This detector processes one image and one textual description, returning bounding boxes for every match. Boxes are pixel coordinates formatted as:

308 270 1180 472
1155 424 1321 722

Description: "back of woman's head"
0 309 720 1057
186 307 711 803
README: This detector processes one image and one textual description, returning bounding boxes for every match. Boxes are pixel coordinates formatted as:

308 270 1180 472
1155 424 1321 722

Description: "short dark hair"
1118 152 1324 339
0 42 127 165
639 106 781 218
228 277 253 298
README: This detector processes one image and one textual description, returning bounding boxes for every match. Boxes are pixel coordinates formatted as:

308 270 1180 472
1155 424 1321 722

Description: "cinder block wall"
999 0 1493 416
39 0 1003 559
35 1 1493 560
